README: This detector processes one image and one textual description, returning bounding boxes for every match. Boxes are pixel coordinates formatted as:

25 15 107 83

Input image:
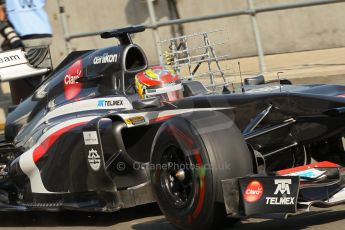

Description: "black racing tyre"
150 112 253 230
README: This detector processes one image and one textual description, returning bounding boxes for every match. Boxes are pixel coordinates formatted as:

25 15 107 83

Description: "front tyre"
150 112 253 230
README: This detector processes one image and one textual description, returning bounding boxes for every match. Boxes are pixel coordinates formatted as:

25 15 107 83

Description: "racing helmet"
135 66 183 102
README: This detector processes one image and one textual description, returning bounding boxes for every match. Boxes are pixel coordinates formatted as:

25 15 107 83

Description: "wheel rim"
160 145 195 209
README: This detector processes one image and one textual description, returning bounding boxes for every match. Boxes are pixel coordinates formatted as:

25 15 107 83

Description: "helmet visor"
146 83 183 102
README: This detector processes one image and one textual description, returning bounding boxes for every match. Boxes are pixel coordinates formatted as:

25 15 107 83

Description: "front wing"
222 161 345 218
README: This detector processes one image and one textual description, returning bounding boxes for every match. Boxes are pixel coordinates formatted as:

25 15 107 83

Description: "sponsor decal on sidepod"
97 99 124 107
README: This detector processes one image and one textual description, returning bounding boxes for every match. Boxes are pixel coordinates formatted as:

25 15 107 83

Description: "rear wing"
0 49 50 82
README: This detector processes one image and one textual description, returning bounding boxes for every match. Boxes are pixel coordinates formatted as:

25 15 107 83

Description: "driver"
135 66 184 102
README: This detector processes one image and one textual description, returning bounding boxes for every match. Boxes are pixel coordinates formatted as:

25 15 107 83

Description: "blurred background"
43 0 345 66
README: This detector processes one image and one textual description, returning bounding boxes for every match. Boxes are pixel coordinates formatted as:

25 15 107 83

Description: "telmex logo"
97 99 124 107
93 53 118 64
274 179 291 195
266 179 295 205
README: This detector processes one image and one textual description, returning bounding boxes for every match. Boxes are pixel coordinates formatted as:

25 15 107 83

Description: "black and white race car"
1 26 345 230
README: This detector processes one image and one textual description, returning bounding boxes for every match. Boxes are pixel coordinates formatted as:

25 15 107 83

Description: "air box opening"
124 46 147 73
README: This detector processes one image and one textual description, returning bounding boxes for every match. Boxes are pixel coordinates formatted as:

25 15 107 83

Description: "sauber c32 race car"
1 26 345 230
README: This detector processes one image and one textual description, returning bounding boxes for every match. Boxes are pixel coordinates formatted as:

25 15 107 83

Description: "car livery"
0 26 345 230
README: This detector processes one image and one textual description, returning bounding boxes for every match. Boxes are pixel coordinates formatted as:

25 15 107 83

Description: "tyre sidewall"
150 118 215 229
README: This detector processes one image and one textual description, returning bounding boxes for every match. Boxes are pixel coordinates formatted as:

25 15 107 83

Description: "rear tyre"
150 112 253 230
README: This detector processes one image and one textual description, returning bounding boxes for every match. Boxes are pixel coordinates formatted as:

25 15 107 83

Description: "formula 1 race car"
1 26 345 230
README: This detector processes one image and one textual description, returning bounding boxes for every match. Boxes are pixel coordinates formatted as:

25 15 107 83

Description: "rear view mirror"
132 97 160 110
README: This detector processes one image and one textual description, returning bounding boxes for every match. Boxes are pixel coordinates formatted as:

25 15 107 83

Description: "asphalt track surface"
0 203 344 230
2 76 345 229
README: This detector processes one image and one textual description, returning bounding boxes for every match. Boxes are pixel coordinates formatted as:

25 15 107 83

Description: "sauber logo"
93 53 118 64
243 180 263 203
64 59 83 100
274 179 291 195
88 148 101 171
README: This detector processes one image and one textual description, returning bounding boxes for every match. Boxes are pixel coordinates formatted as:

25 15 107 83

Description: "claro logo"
64 73 81 85
243 180 264 203
93 53 118 64
64 59 83 100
